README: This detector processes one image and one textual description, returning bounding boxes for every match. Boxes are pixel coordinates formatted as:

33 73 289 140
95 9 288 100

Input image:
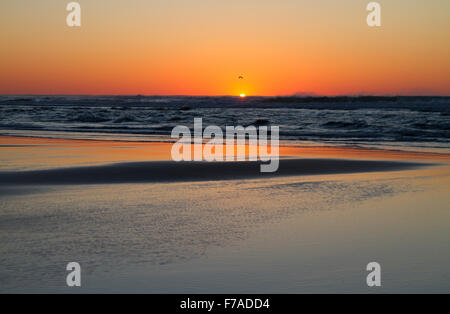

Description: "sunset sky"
1 0 449 96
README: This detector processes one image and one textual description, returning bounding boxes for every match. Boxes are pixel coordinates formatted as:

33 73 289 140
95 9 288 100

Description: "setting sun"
1 0 450 296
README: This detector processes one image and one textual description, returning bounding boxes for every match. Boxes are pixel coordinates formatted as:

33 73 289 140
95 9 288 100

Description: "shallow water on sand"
1 167 449 293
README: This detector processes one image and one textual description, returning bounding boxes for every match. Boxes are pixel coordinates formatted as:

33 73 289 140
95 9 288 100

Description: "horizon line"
1 94 450 98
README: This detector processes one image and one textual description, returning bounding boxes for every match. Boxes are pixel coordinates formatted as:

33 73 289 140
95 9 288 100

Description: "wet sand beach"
0 135 449 293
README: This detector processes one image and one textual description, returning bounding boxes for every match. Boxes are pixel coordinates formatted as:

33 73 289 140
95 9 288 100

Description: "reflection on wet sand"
0 135 449 293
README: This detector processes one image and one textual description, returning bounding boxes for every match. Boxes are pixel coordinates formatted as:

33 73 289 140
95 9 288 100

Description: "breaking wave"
0 95 449 152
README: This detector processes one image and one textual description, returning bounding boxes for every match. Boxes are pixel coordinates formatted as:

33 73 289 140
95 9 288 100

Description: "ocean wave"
113 113 138 124
71 112 110 123
322 120 369 129
0 96 449 152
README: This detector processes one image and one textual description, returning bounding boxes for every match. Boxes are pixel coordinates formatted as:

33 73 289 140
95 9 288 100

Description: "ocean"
1 95 449 153
1 96 450 293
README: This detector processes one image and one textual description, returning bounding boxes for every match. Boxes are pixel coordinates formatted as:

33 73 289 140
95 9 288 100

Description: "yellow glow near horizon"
0 1 450 95
240 94 246 98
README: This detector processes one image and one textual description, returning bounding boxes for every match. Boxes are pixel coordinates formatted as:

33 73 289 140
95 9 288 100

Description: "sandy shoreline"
0 159 431 185
1 135 449 169
0 135 445 184
1 135 450 293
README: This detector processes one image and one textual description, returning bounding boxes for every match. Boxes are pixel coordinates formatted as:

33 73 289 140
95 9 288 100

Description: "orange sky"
1 0 449 96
